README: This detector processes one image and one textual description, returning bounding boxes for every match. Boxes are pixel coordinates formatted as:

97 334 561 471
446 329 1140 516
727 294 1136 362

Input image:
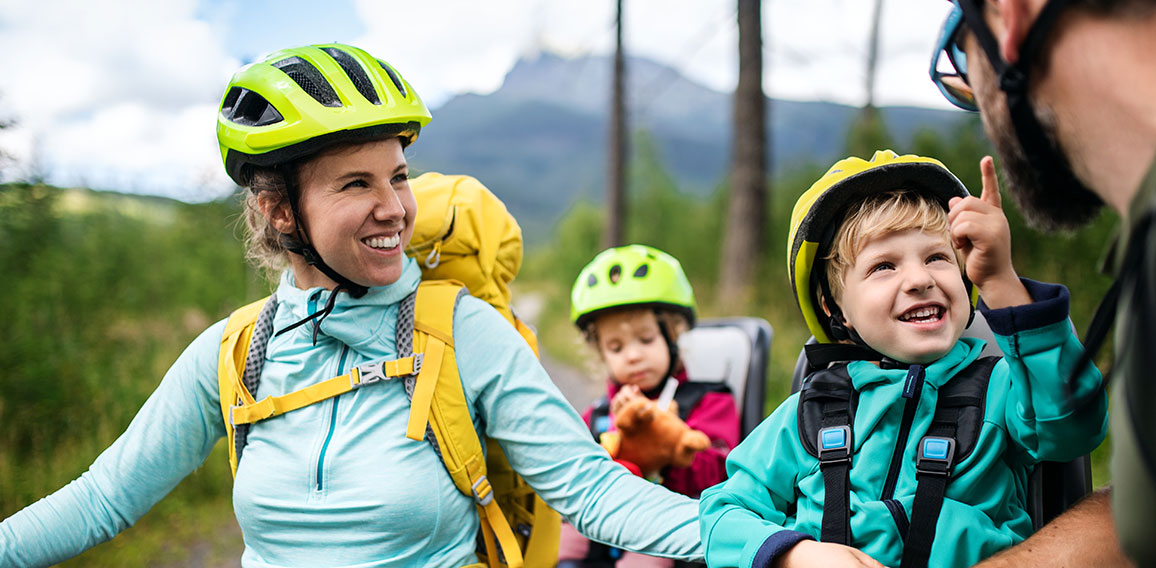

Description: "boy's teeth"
901 307 941 321
364 235 400 249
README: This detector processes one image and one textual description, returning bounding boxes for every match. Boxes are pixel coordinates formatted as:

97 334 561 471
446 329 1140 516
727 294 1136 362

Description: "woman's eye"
391 172 409 185
342 179 369 190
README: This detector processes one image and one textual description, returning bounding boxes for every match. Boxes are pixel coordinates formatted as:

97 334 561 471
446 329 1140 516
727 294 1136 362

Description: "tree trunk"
719 0 767 308
606 0 627 248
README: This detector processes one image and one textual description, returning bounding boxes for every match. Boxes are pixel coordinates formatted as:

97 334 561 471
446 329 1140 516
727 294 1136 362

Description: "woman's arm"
452 297 702 561
0 321 228 567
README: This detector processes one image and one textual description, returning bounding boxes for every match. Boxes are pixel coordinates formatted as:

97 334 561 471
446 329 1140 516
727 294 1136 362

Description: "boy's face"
594 309 671 391
837 228 970 364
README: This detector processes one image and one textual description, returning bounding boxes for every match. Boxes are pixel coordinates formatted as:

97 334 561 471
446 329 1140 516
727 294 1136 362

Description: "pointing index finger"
979 155 1002 209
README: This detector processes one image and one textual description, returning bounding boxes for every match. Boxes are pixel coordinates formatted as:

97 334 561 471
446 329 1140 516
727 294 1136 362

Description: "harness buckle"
412 353 424 375
916 436 956 477
817 425 852 466
471 475 494 506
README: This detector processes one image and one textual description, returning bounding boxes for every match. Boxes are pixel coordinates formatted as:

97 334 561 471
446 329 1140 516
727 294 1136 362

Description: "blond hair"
239 166 292 279
824 190 963 301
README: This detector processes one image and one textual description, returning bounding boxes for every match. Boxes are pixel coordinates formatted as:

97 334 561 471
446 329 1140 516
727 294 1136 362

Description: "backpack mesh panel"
376 59 407 98
272 56 341 107
322 47 380 105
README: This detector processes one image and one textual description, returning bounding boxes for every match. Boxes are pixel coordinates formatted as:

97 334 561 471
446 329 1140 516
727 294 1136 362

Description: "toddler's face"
837 228 970 364
594 309 671 391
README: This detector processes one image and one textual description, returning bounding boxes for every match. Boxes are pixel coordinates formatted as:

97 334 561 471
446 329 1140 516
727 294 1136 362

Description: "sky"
0 0 959 203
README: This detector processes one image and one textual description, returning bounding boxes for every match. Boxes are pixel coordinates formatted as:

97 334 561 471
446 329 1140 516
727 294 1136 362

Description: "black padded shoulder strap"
672 381 731 423
797 364 857 545
797 365 857 458
932 355 998 463
588 395 610 441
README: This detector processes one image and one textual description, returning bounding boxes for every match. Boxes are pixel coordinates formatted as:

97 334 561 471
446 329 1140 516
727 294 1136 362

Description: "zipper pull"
903 365 924 399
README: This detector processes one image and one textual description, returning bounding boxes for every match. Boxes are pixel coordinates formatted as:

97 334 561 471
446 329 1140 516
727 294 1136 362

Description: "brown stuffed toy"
599 397 711 478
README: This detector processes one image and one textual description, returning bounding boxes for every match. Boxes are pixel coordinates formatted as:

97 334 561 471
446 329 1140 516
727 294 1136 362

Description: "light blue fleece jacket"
700 279 1108 568
0 257 702 567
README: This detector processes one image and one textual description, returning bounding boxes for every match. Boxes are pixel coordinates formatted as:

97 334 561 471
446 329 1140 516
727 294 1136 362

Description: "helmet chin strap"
273 162 370 345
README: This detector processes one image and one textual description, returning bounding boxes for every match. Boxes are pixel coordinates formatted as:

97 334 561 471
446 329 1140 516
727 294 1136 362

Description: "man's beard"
973 56 1104 232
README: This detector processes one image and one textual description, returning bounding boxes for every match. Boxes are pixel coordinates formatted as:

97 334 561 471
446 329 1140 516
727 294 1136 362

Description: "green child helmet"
571 244 697 330
217 43 432 186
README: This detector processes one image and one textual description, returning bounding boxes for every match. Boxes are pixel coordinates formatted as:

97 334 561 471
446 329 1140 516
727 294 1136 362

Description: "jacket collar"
273 256 423 349
845 337 986 391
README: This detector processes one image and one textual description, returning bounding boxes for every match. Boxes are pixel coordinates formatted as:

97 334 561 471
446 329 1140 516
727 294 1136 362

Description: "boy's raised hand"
947 156 1032 309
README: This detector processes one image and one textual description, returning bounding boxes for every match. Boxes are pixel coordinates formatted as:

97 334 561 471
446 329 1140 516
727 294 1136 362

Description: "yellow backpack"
217 173 560 568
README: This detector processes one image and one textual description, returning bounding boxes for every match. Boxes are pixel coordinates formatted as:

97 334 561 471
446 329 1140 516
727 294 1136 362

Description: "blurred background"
0 0 1117 565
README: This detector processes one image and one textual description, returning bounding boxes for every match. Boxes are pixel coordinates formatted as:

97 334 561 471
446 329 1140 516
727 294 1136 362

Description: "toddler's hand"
947 156 1031 309
775 540 888 568
610 385 643 416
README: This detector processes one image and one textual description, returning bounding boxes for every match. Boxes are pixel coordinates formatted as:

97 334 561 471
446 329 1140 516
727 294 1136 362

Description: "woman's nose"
372 187 405 221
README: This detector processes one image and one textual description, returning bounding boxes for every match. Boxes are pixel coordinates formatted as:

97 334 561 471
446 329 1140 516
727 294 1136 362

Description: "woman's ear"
258 191 295 235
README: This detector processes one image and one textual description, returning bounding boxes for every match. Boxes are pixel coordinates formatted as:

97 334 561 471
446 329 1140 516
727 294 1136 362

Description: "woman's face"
284 137 416 290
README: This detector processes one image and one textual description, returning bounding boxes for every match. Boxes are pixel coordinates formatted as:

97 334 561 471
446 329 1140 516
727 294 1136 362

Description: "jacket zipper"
315 344 350 492
884 498 910 537
880 364 924 500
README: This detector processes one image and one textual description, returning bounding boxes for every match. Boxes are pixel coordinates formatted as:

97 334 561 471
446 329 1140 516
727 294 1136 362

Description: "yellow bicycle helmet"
217 43 431 186
787 150 973 343
571 244 697 329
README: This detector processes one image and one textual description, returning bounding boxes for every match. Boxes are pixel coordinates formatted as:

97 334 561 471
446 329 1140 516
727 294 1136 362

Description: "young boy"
699 151 1108 568
561 244 740 567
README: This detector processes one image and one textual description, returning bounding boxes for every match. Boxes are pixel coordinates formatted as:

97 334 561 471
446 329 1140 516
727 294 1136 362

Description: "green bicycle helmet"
217 43 431 186
570 244 697 329
787 150 973 343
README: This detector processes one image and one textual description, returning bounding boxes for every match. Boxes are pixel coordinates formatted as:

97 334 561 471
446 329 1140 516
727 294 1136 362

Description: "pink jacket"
581 371 740 498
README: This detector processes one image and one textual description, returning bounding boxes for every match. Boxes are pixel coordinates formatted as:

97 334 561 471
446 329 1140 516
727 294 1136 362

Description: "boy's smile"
837 228 970 364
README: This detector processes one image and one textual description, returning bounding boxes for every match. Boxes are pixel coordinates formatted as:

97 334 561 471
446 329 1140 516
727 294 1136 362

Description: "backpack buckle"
916 436 955 477
354 361 387 387
471 475 494 506
817 425 852 465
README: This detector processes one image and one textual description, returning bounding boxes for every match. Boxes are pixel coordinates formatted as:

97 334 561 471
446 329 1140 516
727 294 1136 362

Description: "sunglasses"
930 3 978 111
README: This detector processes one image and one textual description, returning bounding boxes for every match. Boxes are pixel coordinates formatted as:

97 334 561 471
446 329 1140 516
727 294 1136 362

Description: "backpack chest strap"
230 355 422 426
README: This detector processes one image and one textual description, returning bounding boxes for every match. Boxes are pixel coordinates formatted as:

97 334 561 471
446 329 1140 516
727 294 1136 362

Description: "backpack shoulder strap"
902 355 998 568
217 295 272 477
409 279 526 568
796 364 857 545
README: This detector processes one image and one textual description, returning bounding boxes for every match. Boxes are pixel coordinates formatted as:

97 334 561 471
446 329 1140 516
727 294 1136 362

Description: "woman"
0 43 701 567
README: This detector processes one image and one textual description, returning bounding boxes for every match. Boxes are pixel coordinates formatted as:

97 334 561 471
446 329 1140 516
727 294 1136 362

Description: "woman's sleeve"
982 278 1109 462
665 391 739 497
451 297 702 562
699 395 813 568
0 320 229 567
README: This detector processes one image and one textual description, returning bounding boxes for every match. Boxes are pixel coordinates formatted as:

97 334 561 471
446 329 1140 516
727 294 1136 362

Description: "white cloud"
0 0 960 201
0 0 238 196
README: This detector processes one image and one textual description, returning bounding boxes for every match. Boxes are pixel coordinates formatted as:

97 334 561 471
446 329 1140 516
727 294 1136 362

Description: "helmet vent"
377 59 408 98
609 264 622 284
221 87 284 127
322 47 381 105
273 56 341 107
633 264 649 278
587 274 597 287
